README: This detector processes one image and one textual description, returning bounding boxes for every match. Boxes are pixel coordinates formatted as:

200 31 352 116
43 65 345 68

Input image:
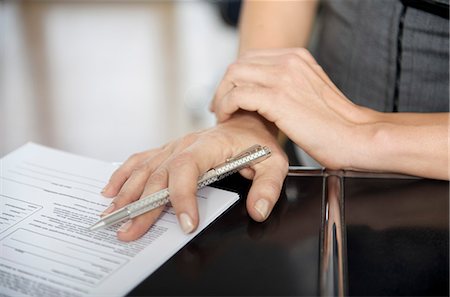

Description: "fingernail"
101 185 109 196
100 203 115 217
254 199 270 220
179 213 194 234
118 220 132 232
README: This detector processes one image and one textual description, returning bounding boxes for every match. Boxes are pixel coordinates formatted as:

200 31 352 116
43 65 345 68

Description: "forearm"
238 0 318 53
354 112 449 180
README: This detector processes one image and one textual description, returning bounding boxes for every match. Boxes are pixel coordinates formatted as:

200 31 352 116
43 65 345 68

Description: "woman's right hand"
100 112 288 242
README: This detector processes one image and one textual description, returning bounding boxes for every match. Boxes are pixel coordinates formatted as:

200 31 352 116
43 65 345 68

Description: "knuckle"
160 142 173 152
169 152 195 171
179 132 200 148
134 160 152 174
296 47 310 57
148 147 163 156
314 64 324 73
225 62 240 77
282 53 301 69
127 152 143 163
147 168 168 186
296 48 317 64
131 156 155 174
126 148 161 164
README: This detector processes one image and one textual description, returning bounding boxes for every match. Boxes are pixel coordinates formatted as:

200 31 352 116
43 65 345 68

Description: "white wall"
0 1 238 162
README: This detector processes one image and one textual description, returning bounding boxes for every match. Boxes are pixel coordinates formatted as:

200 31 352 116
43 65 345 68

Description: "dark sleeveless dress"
313 0 449 112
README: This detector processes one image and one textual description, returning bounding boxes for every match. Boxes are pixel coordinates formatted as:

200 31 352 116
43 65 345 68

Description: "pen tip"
89 220 105 231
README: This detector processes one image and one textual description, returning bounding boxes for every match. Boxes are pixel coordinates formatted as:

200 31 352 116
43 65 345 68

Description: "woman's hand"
211 48 449 180
101 112 288 241
210 48 373 170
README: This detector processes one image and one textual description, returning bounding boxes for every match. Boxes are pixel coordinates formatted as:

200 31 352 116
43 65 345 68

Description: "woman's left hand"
211 48 374 170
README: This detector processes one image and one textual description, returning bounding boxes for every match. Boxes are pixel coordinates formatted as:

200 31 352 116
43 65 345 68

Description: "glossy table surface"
128 172 449 296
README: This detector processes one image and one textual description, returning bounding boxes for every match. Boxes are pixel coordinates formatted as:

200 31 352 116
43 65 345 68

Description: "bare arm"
239 0 319 52
358 112 449 180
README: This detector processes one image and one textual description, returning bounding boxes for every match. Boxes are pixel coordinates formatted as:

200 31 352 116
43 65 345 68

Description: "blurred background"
1 0 240 162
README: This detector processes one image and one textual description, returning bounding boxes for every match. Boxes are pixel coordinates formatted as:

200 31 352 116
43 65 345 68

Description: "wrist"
225 111 279 137
348 109 404 173
343 107 385 172
213 111 282 155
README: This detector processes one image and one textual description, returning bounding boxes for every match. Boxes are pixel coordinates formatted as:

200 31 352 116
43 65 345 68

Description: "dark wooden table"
128 169 449 296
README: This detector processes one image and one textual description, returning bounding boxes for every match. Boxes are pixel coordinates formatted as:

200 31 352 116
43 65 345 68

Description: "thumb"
246 156 288 221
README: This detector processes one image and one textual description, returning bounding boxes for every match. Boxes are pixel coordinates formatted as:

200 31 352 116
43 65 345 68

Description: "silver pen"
89 145 271 231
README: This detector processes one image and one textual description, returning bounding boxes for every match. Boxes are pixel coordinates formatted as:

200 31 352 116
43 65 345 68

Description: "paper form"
0 143 239 297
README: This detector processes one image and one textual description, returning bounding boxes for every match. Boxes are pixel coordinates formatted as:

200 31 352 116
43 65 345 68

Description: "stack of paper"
0 143 239 297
